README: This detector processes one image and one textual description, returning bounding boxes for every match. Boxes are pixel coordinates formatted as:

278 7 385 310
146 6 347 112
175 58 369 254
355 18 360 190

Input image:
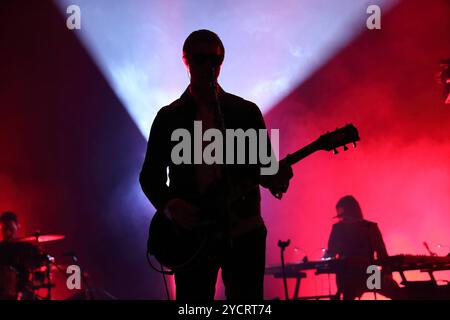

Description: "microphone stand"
57 252 116 300
423 241 438 257
278 239 291 300
422 242 440 286
54 252 94 300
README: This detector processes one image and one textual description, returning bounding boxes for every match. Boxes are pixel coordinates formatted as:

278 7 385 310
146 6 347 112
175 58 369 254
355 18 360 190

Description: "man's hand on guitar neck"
267 159 294 200
163 198 199 230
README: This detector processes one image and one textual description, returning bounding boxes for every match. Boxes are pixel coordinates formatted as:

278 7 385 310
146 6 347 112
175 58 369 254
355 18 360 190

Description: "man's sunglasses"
187 54 224 67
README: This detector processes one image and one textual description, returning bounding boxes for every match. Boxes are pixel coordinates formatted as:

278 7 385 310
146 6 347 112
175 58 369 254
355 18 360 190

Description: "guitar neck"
283 141 320 166
227 141 321 203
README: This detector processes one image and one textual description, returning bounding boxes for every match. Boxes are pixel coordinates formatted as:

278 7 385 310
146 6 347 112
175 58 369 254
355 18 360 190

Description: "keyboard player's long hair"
335 195 363 220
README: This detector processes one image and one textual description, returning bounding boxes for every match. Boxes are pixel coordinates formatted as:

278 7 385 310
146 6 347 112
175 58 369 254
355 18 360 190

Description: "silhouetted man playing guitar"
140 29 293 300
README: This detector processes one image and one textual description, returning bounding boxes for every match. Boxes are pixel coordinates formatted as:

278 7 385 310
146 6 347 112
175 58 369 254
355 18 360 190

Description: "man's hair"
182 29 225 58
0 211 18 224
336 195 363 220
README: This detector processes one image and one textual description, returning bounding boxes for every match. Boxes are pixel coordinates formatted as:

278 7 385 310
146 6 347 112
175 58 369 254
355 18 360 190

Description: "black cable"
160 262 171 300
146 252 173 275
146 253 172 300
146 232 209 275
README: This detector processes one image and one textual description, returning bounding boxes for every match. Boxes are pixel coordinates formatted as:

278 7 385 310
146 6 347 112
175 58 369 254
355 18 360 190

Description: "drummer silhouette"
0 211 40 300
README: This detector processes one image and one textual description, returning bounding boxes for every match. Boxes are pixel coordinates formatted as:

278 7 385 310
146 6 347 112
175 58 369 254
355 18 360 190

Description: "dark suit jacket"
327 219 388 260
139 86 274 229
326 219 396 299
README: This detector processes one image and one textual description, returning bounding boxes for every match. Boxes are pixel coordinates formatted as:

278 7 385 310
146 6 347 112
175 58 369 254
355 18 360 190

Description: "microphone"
278 239 291 250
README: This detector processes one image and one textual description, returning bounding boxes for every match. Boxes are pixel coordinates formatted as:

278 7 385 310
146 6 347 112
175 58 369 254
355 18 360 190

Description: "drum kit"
0 231 68 300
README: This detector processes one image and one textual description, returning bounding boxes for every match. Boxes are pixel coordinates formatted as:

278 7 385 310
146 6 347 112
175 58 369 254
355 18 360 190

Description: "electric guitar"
147 124 360 272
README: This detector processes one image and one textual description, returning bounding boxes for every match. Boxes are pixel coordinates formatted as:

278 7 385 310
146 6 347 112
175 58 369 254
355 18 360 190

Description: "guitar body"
146 124 360 272
147 211 210 271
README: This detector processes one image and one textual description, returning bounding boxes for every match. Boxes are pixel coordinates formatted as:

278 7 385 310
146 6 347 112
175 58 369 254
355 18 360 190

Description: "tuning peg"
333 148 339 155
343 145 349 151
352 142 357 148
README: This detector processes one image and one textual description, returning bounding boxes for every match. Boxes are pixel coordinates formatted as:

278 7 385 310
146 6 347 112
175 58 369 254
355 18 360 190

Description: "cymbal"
16 234 65 244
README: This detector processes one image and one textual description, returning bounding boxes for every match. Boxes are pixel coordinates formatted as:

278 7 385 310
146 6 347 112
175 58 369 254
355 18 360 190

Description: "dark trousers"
174 225 267 300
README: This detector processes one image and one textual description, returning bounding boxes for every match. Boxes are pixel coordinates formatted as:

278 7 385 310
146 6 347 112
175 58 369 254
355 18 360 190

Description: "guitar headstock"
315 124 360 154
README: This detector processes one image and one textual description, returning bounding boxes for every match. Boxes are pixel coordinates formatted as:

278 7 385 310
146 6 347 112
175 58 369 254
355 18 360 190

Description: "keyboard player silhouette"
324 196 404 300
